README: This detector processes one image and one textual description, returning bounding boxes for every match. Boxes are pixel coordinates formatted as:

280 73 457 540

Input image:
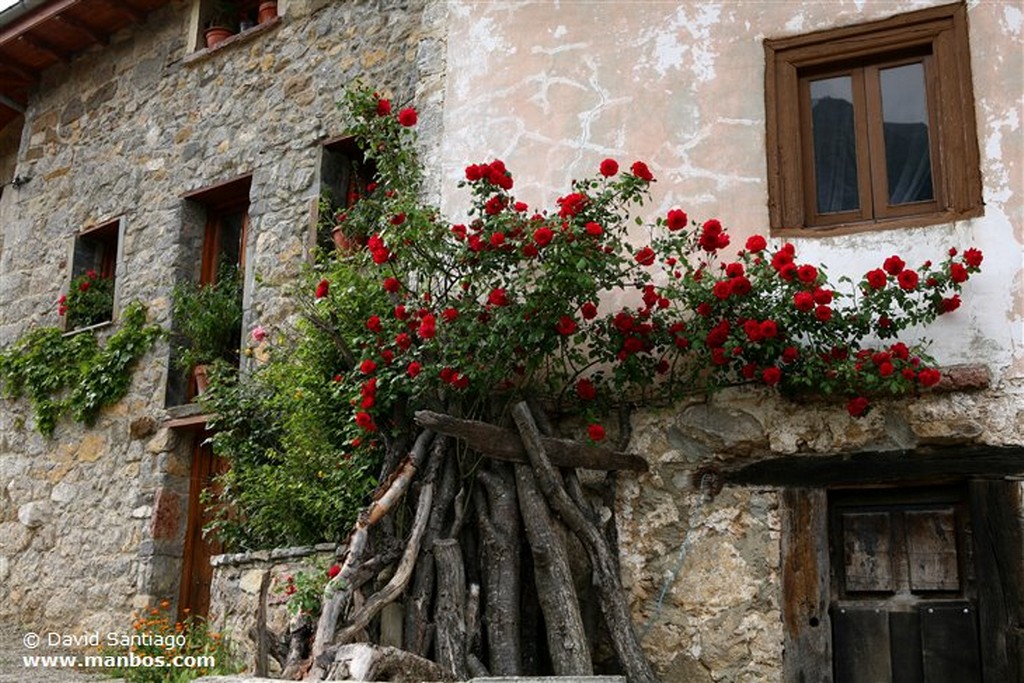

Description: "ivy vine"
0 301 163 436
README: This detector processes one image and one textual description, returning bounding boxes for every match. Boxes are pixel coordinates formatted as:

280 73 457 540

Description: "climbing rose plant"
203 85 982 548
302 85 983 440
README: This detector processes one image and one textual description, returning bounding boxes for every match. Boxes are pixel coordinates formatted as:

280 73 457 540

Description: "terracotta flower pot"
193 364 210 395
258 1 278 24
331 227 362 254
204 26 234 48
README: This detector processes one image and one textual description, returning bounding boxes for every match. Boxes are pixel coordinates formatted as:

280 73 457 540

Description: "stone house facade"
1 1 1021 681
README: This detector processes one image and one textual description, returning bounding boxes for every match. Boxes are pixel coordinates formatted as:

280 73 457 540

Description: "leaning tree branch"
335 480 433 644
511 402 658 683
307 429 435 680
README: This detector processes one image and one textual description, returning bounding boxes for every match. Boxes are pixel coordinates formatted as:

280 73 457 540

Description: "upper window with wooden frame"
62 218 122 331
764 3 983 235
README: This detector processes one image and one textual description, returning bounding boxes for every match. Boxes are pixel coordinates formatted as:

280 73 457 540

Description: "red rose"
79 280 91 292
940 295 961 313
762 366 782 386
666 209 688 231
581 302 598 320
418 314 436 339
793 291 814 312
587 424 606 441
585 221 603 236
394 304 409 320
327 564 341 579
878 362 894 377
555 315 578 336
963 248 983 268
782 346 799 363
918 368 941 387
489 232 505 247
635 247 656 266
599 158 619 177
390 212 406 225
366 316 382 333
383 277 401 293
745 235 767 253
533 226 554 246
813 288 833 305
883 255 905 275
441 307 458 323
376 98 391 116
397 107 418 127
395 332 412 350
557 192 586 217
725 262 744 277
630 161 653 182
744 319 763 342
760 320 778 339
355 411 377 431
950 263 969 283
797 264 818 284
465 164 482 182
315 279 329 299
407 361 422 378
730 276 752 296
865 269 887 289
815 305 833 322
897 269 919 291
488 288 508 307
576 378 597 401
359 359 377 375
522 244 539 258
847 397 870 418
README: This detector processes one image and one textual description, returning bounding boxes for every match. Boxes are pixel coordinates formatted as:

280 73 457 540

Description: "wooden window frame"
765 3 983 236
65 218 123 330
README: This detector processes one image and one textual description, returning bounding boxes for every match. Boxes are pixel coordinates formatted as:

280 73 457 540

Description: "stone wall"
0 0 433 635
207 544 339 676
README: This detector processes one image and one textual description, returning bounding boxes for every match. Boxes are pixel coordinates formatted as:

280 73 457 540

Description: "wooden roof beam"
52 13 108 46
0 0 85 44
0 94 26 114
17 33 70 63
106 0 146 24
0 53 37 84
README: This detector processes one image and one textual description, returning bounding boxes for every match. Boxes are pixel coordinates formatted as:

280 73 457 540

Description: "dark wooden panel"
782 489 833 683
841 512 894 593
920 602 982 682
906 508 960 592
889 610 924 682
832 607 892 683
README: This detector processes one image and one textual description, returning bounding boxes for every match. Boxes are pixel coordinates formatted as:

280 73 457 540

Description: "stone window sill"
62 320 113 337
183 16 282 66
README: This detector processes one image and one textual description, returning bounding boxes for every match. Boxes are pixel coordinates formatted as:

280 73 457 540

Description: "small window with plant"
318 138 374 255
200 0 279 50
171 262 243 397
61 219 120 331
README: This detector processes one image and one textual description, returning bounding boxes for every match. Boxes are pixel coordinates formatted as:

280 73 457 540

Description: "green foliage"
171 265 243 374
272 561 343 618
61 270 115 329
0 302 162 436
102 600 238 683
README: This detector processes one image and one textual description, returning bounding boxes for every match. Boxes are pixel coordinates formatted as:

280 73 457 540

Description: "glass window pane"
880 62 934 205
810 76 859 214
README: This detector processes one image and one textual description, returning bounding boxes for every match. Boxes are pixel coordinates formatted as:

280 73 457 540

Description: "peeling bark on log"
514 462 592 676
475 461 522 675
434 538 468 680
415 410 648 472
307 430 435 680
512 402 658 683
282 614 312 680
336 481 433 644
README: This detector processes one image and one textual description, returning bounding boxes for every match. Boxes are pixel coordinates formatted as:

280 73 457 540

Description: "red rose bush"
301 85 982 447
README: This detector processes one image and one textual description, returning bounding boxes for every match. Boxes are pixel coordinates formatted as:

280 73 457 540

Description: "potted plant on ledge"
204 0 239 48
171 264 243 396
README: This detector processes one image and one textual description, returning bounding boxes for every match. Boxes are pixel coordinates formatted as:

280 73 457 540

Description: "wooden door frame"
781 477 1023 682
177 431 226 621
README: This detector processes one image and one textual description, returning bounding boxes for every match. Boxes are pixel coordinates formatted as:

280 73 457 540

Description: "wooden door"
178 436 226 620
829 486 982 682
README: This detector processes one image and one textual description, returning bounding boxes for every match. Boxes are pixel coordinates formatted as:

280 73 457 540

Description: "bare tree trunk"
433 538 468 680
475 461 522 675
514 462 592 675
512 402 658 683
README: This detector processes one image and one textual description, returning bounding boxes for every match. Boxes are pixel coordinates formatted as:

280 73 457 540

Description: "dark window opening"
318 137 375 254
65 219 120 330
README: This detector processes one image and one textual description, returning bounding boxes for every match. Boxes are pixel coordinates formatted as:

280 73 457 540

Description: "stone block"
50 481 77 504
17 501 51 528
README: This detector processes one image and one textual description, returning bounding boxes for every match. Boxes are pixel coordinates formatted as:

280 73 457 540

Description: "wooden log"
415 410 648 472
434 538 469 680
475 462 522 675
515 462 593 675
512 401 658 683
